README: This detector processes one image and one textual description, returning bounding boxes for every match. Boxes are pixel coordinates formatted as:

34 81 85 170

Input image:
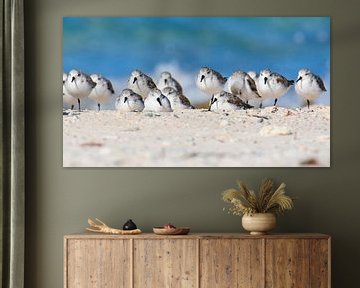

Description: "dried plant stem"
86 218 142 235
222 179 294 216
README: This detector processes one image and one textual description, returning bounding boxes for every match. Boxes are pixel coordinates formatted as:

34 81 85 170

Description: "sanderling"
295 69 327 109
128 69 157 99
196 67 227 97
157 71 183 93
257 69 294 106
143 88 173 112
209 91 253 112
227 71 261 103
115 89 145 112
64 69 96 111
162 87 194 110
63 73 77 110
88 74 115 111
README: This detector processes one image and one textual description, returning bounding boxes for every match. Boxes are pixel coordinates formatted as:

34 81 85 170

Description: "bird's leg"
307 99 310 110
274 98 278 106
259 102 263 109
208 95 214 111
71 105 74 110
209 97 217 111
78 98 81 111
98 103 101 112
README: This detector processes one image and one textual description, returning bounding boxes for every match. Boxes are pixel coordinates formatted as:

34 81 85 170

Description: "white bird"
157 71 183 93
227 71 261 103
162 87 193 110
257 69 294 106
143 88 172 112
63 72 77 110
209 91 253 112
115 89 145 112
88 74 115 111
64 69 96 111
128 70 157 99
196 67 227 97
295 69 327 109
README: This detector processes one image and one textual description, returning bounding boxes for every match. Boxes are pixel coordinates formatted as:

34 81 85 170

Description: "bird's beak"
156 97 162 106
200 75 205 82
71 76 75 83
133 77 137 84
296 77 302 83
124 97 128 103
264 77 268 85
164 79 167 84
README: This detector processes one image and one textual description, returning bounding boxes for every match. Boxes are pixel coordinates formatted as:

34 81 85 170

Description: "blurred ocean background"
63 17 330 109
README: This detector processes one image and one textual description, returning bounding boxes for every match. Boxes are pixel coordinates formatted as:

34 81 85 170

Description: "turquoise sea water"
63 17 330 107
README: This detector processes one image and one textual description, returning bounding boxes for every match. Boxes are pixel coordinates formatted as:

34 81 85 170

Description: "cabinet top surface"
64 232 330 240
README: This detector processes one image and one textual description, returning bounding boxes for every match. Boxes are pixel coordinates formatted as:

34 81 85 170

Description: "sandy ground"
63 105 330 167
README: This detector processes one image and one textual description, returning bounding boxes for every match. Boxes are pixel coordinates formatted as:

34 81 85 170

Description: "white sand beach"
63 105 330 167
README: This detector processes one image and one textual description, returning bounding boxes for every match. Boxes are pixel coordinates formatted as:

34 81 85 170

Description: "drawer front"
200 239 264 288
133 239 198 288
65 239 131 288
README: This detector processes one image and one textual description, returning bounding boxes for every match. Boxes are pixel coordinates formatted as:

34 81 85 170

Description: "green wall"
25 0 360 287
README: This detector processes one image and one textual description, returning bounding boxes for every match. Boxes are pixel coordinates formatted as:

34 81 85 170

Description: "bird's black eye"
98 78 101 81
77 73 80 76
207 71 210 74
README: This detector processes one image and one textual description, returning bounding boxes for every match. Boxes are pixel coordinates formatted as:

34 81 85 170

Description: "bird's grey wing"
174 79 183 93
146 77 157 89
246 78 261 97
179 94 192 106
227 94 244 105
106 79 115 94
272 73 293 87
85 74 96 88
133 94 144 101
227 94 253 109
314 75 327 91
213 70 227 84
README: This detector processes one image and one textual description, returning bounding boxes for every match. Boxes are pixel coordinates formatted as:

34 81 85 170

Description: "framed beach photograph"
62 17 330 167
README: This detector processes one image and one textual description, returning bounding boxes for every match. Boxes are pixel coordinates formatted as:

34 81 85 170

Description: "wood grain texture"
200 239 264 288
64 234 331 288
133 239 197 288
66 239 131 288
265 239 310 288
310 239 330 288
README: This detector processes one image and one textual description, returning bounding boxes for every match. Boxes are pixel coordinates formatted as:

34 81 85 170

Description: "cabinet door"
134 239 198 288
266 239 310 288
309 239 330 288
65 239 131 288
200 239 264 288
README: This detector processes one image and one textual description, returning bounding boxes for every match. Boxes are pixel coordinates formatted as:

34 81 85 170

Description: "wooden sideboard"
64 233 330 288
